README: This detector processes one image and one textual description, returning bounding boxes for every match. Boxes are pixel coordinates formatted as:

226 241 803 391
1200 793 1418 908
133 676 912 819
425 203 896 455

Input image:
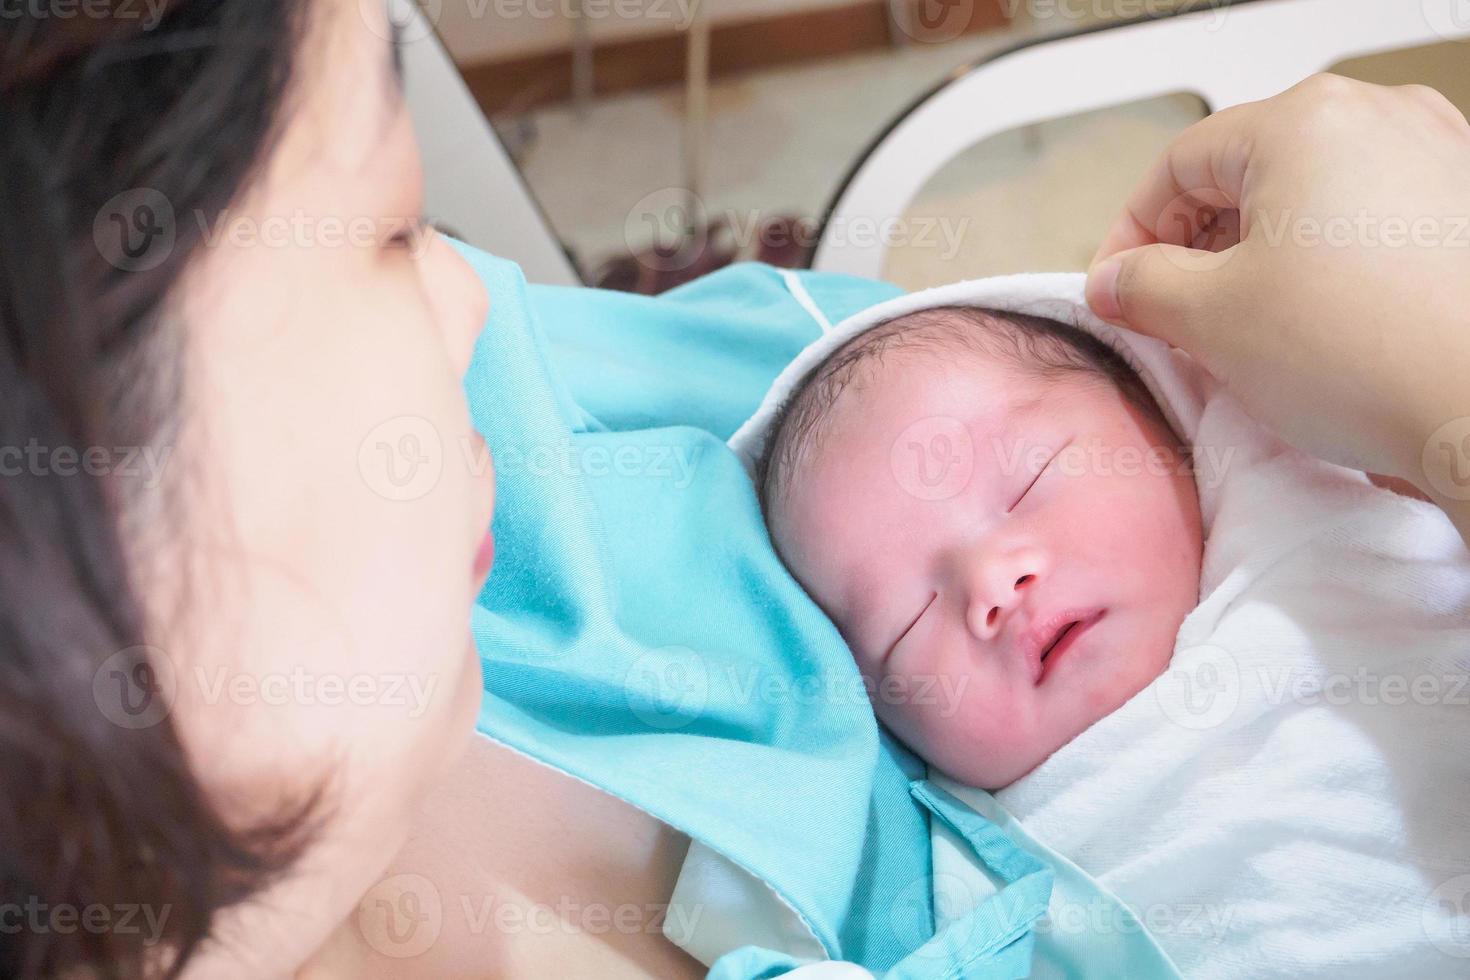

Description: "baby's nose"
965 572 1038 640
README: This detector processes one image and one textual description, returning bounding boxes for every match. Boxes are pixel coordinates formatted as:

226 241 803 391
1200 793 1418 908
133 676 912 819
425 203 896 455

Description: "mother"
2 1 701 976
6 2 1470 978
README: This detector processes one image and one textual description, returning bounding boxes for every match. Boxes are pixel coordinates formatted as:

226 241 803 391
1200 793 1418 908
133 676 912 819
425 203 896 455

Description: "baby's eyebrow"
976 396 1050 473
1009 392 1047 421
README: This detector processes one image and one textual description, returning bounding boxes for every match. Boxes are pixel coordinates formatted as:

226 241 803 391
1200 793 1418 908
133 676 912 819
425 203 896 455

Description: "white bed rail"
815 0 1470 279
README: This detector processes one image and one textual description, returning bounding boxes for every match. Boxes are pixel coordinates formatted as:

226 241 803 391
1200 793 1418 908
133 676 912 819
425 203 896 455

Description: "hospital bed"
402 0 1470 287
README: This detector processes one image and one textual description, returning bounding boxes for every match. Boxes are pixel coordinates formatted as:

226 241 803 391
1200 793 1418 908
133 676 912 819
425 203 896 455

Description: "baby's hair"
757 306 1170 512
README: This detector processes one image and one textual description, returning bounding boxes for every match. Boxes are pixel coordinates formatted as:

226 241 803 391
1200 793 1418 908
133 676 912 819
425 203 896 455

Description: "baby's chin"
895 709 1064 791
941 749 1053 792
916 641 1179 789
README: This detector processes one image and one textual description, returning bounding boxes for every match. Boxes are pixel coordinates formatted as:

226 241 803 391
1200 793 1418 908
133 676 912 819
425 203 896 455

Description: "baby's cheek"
897 680 1023 760
1077 471 1190 570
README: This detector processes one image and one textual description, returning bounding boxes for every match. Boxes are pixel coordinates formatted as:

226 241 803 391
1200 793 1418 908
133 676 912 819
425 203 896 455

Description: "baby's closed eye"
885 592 937 663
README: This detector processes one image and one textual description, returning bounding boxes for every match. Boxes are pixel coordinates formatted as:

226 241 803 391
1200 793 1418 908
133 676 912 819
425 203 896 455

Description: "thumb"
1085 242 1236 346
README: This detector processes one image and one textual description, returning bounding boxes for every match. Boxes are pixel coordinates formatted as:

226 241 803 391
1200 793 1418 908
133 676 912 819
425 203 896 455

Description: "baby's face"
769 348 1203 788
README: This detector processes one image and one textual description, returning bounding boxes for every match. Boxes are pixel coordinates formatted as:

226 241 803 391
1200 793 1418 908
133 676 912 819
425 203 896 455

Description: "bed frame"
814 0 1470 278
398 3 582 286
399 0 1470 286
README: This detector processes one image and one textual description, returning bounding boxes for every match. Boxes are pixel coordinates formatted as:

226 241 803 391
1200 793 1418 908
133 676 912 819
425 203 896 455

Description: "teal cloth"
459 247 933 971
704 780 1055 980
700 781 1055 980
938 786 1186 980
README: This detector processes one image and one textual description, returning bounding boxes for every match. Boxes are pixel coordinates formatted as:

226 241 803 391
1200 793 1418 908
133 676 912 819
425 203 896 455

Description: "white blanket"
733 271 1470 978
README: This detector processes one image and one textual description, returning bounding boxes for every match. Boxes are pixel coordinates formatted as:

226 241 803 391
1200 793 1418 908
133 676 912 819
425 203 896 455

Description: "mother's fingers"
1084 239 1240 347
1089 98 1263 266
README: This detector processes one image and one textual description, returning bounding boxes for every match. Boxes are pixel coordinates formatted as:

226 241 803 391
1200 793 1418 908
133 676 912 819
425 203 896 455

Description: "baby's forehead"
828 308 1060 402
791 352 1049 503
760 303 1151 517
766 313 1041 485
820 329 1045 432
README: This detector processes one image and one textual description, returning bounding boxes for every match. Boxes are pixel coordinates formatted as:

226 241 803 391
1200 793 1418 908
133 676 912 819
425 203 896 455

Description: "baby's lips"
1008 612 1049 686
1023 608 1107 685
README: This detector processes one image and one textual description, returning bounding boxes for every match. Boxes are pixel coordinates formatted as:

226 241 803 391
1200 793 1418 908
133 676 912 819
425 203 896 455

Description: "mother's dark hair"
2 1 314 976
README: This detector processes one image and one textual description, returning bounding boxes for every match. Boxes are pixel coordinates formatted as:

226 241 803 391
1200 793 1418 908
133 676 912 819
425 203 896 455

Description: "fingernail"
1086 258 1123 322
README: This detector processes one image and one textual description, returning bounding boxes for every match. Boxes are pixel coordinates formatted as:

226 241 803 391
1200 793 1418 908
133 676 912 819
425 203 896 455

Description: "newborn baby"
710 282 1470 978
757 306 1203 788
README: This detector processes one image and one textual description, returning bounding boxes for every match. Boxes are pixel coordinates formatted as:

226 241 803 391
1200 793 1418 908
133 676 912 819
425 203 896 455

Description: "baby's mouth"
1033 609 1106 684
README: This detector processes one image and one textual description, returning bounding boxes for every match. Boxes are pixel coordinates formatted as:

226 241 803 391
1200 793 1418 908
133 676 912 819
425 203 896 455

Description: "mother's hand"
1085 74 1470 543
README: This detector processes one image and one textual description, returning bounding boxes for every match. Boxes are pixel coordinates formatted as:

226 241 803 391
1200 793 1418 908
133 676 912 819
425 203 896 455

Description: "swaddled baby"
757 306 1203 788
718 283 1470 979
